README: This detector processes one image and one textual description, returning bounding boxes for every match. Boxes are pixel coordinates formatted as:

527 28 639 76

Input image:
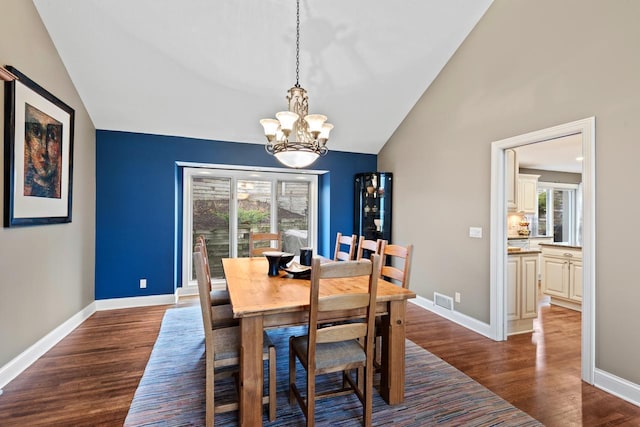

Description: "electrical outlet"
140 278 147 289
455 292 461 303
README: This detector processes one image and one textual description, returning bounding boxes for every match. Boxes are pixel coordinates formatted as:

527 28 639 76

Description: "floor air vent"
434 292 454 311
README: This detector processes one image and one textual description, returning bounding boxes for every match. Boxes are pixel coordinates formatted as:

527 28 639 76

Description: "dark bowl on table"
279 253 295 268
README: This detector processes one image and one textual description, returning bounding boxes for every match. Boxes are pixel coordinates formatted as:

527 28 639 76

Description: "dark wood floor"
0 300 638 426
0 305 168 427
406 302 640 426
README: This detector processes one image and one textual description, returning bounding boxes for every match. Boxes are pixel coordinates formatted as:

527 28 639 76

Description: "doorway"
489 117 595 384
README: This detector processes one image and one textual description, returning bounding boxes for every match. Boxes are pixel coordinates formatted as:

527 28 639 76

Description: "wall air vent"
434 292 454 311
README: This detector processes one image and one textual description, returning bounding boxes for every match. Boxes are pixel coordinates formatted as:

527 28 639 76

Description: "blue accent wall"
96 130 377 299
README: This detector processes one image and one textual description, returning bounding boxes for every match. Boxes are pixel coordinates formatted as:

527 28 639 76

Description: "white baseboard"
94 294 175 311
176 285 198 297
594 368 640 408
177 281 227 300
0 302 96 390
410 295 493 339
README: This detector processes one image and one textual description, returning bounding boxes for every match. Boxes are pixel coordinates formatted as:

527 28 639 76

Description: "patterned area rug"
125 306 542 426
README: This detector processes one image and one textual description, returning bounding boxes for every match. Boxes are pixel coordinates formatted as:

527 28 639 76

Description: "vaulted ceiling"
33 0 493 154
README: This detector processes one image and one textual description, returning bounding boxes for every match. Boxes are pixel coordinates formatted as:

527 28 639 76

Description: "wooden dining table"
222 257 416 426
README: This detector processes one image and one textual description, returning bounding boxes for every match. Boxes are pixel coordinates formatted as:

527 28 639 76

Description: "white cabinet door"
542 256 569 298
517 174 539 213
569 260 583 302
506 257 520 320
521 255 539 319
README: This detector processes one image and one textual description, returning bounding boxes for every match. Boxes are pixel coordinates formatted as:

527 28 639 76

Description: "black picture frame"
3 66 74 227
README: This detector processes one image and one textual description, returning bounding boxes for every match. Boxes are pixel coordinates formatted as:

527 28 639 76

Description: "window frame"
181 166 318 290
536 181 579 244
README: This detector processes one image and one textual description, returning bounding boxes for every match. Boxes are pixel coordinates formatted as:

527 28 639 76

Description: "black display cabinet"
354 172 392 244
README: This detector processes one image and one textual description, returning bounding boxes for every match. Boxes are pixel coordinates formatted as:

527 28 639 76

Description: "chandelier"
260 0 333 169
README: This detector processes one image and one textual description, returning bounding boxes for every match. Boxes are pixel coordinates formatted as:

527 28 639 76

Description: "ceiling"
516 133 583 174
32 0 493 155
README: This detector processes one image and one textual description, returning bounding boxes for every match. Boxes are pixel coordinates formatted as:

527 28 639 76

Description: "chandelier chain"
295 0 300 88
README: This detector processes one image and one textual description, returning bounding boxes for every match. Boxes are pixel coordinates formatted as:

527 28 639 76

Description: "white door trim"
489 117 596 384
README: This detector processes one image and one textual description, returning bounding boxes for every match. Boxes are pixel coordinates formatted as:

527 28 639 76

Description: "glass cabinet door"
354 172 392 243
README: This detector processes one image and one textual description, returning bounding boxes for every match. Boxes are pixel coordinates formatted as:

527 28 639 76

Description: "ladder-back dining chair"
249 231 282 257
289 254 380 427
333 232 357 261
356 237 386 273
194 248 277 426
196 235 231 306
380 243 413 289
194 241 236 329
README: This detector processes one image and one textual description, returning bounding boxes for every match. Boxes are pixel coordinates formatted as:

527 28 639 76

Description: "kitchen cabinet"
507 252 539 335
540 244 582 311
354 172 392 243
528 236 554 279
517 174 540 213
506 149 518 211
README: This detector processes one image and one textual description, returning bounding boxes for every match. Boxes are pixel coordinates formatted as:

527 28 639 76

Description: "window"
535 182 579 244
182 167 317 288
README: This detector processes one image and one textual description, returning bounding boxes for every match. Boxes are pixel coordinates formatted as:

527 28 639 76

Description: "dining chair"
194 242 237 329
289 254 380 427
356 237 386 273
380 243 413 289
249 231 282 257
196 235 231 306
375 243 413 370
333 232 357 261
194 250 277 426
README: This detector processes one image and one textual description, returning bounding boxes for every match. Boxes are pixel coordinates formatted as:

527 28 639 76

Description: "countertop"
539 243 582 250
507 249 541 255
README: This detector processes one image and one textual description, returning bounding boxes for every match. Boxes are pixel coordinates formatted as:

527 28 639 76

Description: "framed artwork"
3 66 74 227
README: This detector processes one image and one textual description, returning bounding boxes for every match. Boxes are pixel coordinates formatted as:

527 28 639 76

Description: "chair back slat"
316 323 367 344
317 293 370 312
317 259 372 279
381 265 405 283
